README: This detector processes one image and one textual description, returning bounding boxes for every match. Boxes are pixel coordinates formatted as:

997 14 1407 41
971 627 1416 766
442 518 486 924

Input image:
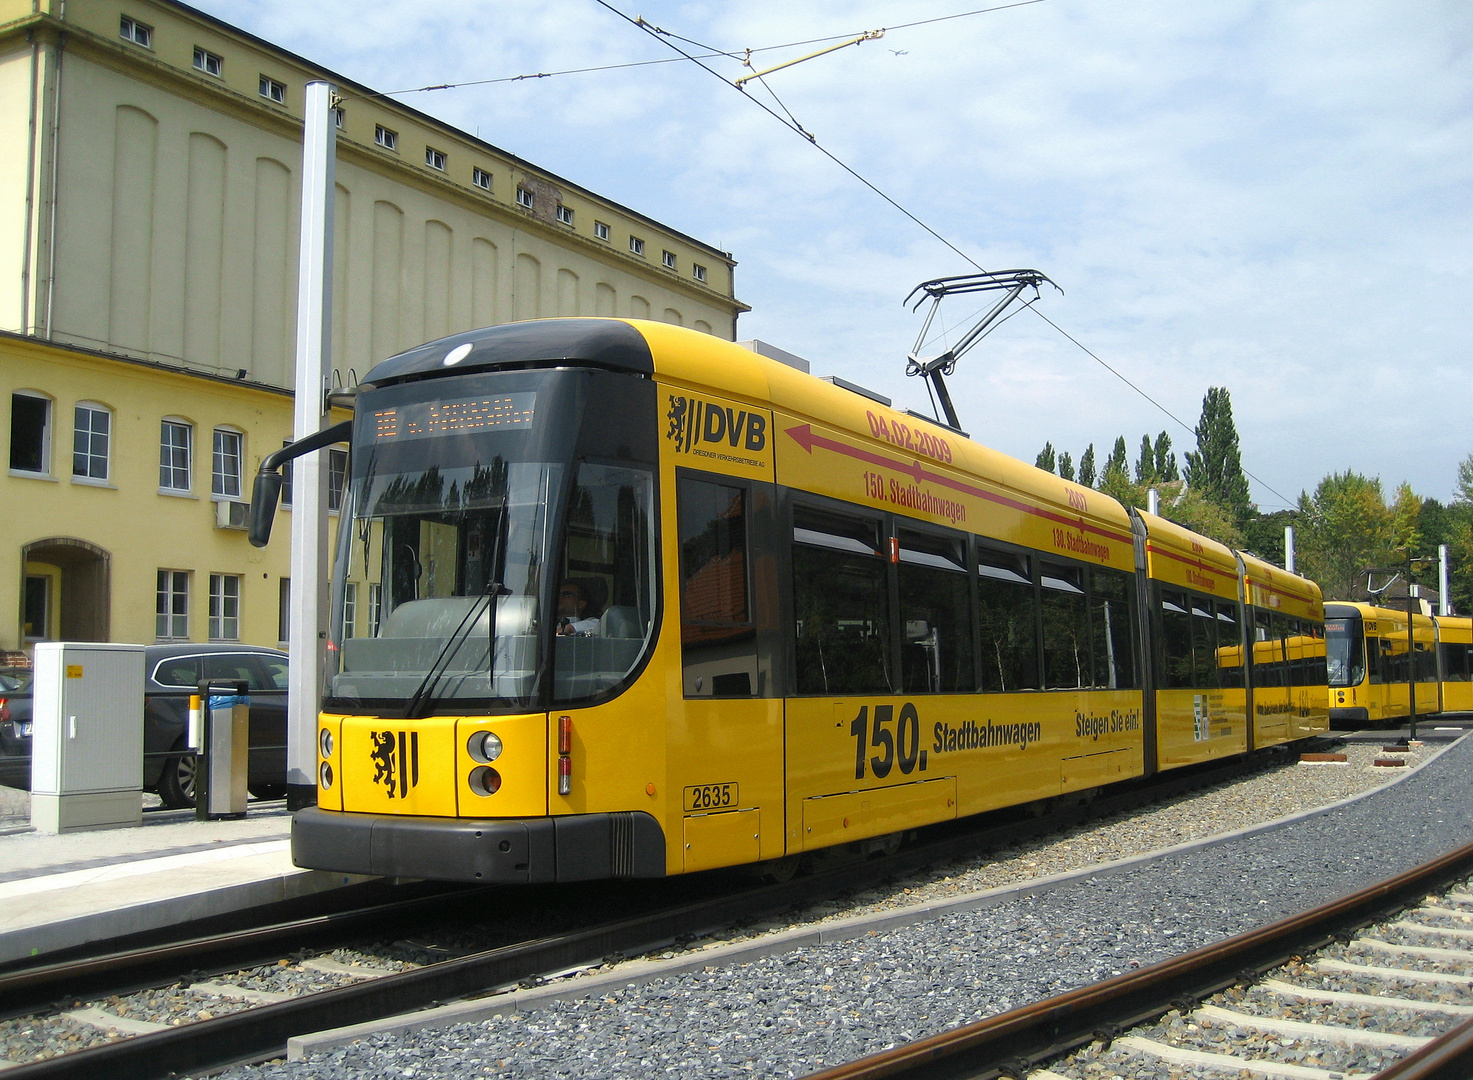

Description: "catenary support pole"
1440 544 1449 616
286 81 336 811
1284 526 1295 572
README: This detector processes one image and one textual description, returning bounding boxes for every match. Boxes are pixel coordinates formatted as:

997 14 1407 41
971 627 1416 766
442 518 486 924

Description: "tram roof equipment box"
30 642 145 833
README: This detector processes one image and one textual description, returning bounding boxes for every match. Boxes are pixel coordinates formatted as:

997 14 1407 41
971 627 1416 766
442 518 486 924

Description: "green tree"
1183 387 1254 525
1102 436 1129 488
1034 442 1056 474
1058 451 1075 481
1154 432 1179 482
1134 435 1156 485
1099 472 1244 549
1077 444 1097 488
1295 471 1394 601
1389 481 1423 554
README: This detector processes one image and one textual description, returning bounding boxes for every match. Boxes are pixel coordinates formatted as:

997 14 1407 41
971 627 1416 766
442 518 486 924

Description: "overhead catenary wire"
368 1 1295 510
595 2 1299 511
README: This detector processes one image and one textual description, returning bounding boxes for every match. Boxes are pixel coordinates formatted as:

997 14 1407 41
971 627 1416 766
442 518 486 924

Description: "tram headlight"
319 728 334 758
319 762 334 789
467 730 503 763
469 766 501 797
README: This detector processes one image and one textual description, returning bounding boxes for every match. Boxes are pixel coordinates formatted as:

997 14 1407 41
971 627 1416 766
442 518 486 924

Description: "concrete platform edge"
0 866 374 966
287 735 1466 1060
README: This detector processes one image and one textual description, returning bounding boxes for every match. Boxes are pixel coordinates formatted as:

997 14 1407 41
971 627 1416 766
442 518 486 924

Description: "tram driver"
557 580 601 636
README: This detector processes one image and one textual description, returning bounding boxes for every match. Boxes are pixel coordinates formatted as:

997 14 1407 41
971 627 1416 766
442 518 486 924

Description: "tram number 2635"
850 704 928 781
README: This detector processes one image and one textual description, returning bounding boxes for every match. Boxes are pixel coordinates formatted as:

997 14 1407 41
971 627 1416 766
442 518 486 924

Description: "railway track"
0 740 1337 1079
797 839 1473 1080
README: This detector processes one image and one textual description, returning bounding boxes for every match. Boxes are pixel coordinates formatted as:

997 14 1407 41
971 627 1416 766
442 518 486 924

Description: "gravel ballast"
217 735 1473 1080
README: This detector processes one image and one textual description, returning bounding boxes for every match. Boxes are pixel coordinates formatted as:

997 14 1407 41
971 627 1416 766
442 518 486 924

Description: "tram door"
672 476 785 872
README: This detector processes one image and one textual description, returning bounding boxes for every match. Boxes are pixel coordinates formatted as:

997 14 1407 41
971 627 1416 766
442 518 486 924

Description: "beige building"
1 0 745 656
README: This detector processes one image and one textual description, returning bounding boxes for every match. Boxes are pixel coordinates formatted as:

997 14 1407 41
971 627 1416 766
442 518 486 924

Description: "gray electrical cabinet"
31 642 146 833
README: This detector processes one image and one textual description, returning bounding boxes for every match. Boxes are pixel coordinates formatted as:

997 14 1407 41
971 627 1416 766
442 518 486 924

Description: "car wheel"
158 744 197 809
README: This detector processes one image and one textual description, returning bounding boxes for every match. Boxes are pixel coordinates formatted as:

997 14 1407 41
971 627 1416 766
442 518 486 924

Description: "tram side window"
1416 638 1438 684
792 506 891 695
976 547 1038 692
677 477 757 697
1366 630 1384 684
1041 561 1090 689
1251 608 1283 688
1088 566 1137 689
1306 620 1327 686
1159 588 1194 689
1189 595 1219 687
897 528 973 694
1216 600 1243 689
552 463 657 702
1445 643 1473 682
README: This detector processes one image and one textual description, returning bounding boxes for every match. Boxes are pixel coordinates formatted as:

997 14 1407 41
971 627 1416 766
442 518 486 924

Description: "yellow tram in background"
1325 603 1472 725
278 319 1328 883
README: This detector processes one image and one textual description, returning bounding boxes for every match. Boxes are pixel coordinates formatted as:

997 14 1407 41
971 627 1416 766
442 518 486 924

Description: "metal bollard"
196 679 249 820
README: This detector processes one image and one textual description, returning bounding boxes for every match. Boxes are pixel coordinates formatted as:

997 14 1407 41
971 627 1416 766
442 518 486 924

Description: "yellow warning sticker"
65 665 83 678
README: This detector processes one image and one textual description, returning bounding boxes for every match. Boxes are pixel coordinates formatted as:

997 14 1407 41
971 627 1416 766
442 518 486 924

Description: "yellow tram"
1438 616 1473 715
274 319 1328 883
1324 602 1440 726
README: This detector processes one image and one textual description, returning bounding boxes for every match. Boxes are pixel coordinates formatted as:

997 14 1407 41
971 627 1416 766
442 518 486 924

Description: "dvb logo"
666 395 767 454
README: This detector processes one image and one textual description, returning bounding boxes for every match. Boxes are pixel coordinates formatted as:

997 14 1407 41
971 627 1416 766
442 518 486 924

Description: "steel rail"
0 881 481 1016
796 838 1473 1080
0 740 1325 1079
1372 1010 1473 1080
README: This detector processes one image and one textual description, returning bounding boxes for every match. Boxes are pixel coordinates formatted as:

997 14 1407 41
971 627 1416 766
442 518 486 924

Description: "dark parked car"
0 669 32 791
0 644 289 808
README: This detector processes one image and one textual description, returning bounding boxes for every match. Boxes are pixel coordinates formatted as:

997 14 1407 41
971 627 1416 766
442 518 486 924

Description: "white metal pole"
1440 544 1450 616
286 81 336 810
1284 526 1295 573
1146 488 1159 516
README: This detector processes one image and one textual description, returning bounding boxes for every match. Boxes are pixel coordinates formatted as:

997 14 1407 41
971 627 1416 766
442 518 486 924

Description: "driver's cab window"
552 463 657 701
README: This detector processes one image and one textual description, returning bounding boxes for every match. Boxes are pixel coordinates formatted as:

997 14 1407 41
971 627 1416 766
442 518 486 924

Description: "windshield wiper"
401 580 509 720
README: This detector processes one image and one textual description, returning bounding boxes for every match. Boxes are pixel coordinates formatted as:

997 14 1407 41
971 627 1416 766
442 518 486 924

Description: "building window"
594 221 610 241
278 578 291 641
693 263 707 283
662 250 677 269
259 76 287 104
368 582 382 636
629 236 645 256
516 187 535 209
343 582 358 639
209 574 241 641
72 403 111 482
212 428 243 498
193 47 223 77
328 447 348 512
160 419 192 492
556 204 574 226
10 392 50 474
332 106 345 129
375 125 397 150
120 16 153 48
23 575 49 641
157 570 190 640
472 167 492 191
426 146 446 171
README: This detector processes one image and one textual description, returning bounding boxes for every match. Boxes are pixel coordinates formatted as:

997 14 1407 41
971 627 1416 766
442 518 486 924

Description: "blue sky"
204 0 1472 511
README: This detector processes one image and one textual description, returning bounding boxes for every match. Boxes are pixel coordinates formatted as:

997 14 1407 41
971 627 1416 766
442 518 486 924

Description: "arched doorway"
20 538 110 643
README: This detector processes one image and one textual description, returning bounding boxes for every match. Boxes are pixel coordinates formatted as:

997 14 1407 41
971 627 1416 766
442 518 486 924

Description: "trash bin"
197 679 249 819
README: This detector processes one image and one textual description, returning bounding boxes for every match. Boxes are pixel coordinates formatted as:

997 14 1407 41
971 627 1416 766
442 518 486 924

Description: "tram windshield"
326 368 658 713
1325 617 1363 687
